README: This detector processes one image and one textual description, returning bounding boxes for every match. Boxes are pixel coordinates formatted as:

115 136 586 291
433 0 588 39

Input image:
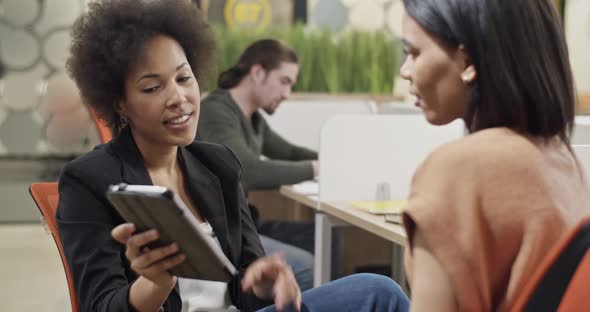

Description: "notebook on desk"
291 181 319 195
350 200 406 215
384 214 403 224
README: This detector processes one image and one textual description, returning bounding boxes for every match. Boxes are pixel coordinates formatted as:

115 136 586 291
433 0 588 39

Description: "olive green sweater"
197 89 317 192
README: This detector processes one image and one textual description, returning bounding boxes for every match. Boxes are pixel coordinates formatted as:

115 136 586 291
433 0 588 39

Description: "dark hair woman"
399 0 589 311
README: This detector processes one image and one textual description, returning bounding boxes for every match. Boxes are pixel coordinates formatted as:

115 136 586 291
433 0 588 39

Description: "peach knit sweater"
403 127 590 311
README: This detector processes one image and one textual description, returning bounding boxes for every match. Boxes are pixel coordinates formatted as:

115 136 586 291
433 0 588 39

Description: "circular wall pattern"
0 111 43 154
308 0 320 11
0 26 42 71
1 0 41 28
310 0 348 32
340 0 362 8
348 1 385 31
33 0 84 33
0 0 87 156
386 0 404 37
1 64 48 111
0 107 7 126
42 27 71 70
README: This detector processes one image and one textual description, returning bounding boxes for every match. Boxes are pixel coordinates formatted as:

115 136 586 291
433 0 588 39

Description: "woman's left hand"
242 253 302 312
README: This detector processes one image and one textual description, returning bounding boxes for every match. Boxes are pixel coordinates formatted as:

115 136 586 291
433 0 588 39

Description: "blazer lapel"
178 147 232 260
110 127 153 186
110 128 183 295
111 129 231 284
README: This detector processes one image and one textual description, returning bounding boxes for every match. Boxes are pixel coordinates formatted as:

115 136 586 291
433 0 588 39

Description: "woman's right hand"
242 253 301 311
111 223 185 287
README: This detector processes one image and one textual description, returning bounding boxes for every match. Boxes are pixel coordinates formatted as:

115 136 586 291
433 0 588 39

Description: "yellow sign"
224 0 272 32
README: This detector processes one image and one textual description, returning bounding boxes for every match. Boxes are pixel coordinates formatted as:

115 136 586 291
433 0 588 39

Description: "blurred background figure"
41 73 92 150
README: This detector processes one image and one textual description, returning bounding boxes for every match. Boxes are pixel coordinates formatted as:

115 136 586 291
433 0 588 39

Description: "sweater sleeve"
260 117 318 161
198 101 314 192
402 142 491 312
401 132 560 311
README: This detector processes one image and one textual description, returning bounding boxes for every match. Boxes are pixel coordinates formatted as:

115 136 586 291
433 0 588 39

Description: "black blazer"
56 127 271 312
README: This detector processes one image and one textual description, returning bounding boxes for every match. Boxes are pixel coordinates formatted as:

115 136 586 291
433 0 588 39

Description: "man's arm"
198 109 314 191
261 120 318 161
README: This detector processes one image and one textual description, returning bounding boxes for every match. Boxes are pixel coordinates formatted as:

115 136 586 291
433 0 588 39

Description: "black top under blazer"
56 127 271 312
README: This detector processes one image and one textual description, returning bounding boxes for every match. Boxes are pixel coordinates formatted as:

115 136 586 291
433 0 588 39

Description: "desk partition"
573 144 590 177
319 115 465 202
313 114 465 286
572 116 590 144
263 99 377 151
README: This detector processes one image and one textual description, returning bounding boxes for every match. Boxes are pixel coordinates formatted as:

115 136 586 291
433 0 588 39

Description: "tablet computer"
106 183 238 282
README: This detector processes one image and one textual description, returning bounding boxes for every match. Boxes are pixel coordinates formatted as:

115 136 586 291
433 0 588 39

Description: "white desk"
320 201 406 245
280 185 407 288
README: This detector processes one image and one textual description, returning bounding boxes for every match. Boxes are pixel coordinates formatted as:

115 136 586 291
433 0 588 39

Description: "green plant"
206 24 402 94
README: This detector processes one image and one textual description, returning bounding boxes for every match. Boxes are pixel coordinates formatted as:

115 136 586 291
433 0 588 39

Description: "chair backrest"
88 106 113 143
29 182 80 312
557 249 590 311
511 216 590 311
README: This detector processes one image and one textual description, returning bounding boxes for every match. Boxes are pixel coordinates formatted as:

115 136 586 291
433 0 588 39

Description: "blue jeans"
260 235 314 291
257 273 410 312
259 220 341 279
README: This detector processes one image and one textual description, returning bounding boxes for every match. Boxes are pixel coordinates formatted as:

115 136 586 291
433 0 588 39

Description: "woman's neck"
131 130 178 175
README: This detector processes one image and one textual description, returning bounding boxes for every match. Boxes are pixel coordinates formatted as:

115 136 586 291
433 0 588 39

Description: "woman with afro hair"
56 0 410 311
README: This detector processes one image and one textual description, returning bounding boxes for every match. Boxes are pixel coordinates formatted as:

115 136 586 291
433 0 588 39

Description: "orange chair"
88 106 113 143
511 216 590 311
29 182 80 312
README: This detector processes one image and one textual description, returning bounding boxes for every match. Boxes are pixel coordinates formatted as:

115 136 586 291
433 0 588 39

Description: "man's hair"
67 0 216 136
403 0 574 143
218 39 298 89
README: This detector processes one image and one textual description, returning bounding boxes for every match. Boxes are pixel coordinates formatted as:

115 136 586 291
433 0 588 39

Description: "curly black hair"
67 0 216 136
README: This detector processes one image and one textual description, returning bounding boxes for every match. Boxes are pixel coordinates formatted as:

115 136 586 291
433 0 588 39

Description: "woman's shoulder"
200 89 235 114
62 144 120 177
57 144 124 221
186 141 243 177
59 143 124 196
420 127 540 177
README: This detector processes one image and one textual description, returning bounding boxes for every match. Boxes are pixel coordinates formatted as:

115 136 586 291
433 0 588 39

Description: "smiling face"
119 35 200 149
399 12 474 125
252 62 299 115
